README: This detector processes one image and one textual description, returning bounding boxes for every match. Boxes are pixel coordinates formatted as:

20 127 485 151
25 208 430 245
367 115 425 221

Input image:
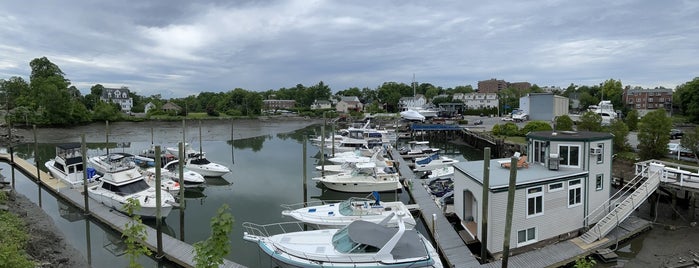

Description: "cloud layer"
1 1 697 98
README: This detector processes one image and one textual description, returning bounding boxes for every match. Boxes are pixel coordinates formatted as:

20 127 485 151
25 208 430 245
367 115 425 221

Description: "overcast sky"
1 1 697 98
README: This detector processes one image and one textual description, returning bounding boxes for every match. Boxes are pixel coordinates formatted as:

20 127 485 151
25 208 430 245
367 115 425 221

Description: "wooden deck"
0 153 245 268
389 148 482 268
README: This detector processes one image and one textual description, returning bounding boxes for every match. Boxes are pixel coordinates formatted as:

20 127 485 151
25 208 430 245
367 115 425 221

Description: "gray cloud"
1 0 697 98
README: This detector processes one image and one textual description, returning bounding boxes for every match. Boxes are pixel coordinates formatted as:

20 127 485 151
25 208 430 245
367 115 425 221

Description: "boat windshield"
102 179 150 196
332 227 379 253
339 198 372 216
190 157 211 165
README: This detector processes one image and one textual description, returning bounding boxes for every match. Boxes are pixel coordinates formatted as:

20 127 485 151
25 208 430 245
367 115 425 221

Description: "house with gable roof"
336 96 363 113
100 87 133 113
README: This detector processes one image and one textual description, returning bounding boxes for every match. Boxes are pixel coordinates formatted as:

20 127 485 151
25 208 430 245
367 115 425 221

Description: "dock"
0 153 245 268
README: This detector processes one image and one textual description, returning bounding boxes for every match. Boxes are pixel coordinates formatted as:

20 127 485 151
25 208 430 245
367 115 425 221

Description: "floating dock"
0 153 245 268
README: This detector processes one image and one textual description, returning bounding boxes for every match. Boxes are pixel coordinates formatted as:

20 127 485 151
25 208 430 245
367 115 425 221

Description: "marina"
0 120 693 267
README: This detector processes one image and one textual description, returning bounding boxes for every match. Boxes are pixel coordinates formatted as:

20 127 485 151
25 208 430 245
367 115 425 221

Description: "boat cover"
346 220 427 260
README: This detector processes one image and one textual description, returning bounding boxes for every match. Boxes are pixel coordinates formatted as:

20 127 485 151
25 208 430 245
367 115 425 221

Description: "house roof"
339 96 360 103
527 131 613 142
162 102 181 111
101 88 131 100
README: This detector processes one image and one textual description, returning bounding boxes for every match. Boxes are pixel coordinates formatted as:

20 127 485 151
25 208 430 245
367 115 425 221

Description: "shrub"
520 121 553 136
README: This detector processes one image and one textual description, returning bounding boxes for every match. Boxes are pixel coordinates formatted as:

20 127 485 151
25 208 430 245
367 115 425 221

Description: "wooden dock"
389 148 482 268
0 154 246 268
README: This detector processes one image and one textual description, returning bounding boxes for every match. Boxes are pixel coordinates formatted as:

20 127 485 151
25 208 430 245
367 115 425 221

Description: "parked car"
473 119 483 125
670 129 684 139
501 117 514 122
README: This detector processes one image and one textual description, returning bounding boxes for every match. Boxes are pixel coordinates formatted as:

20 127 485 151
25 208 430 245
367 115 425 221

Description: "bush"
555 115 574 131
520 121 553 136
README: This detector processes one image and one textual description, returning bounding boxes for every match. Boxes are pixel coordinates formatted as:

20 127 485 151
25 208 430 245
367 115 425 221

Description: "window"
568 179 582 207
517 227 537 246
658 97 664 103
527 187 544 217
596 143 604 163
636 104 641 109
559 145 580 167
548 182 563 192
533 140 546 164
648 98 653 103
596 174 604 191
636 98 641 102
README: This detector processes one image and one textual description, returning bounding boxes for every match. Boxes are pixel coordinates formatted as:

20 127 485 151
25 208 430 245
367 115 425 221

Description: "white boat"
588 100 619 125
318 150 392 173
87 153 176 218
412 153 459 172
329 128 384 153
44 143 100 188
312 162 402 193
281 192 416 229
89 153 181 193
142 160 205 188
406 106 439 118
424 166 454 180
133 144 177 168
166 143 231 177
242 212 441 268
399 141 440 156
400 109 426 122
326 148 380 164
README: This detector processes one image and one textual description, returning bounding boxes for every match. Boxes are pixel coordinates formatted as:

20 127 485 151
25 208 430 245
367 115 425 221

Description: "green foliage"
92 101 123 122
492 122 520 136
122 198 151 268
491 124 502 135
555 115 574 131
519 121 553 135
609 119 630 152
674 77 699 123
681 126 699 163
194 204 234 268
0 210 35 268
625 109 639 131
577 111 603 131
637 109 672 160
573 256 596 268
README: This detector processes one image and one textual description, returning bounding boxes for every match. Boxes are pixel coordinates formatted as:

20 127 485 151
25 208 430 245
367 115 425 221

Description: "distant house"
398 94 427 111
453 131 613 256
263 100 296 111
100 87 133 113
144 102 156 113
336 96 363 113
311 100 332 110
162 102 182 113
453 93 498 110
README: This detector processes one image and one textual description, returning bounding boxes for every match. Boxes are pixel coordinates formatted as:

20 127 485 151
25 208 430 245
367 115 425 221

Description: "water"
1 121 483 267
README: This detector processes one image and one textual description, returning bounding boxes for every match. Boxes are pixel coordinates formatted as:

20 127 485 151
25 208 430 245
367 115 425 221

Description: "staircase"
580 163 663 244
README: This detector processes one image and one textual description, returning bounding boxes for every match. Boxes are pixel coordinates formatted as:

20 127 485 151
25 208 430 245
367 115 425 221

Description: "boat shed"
452 130 613 257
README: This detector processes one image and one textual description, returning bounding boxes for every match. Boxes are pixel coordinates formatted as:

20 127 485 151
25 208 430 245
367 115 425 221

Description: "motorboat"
281 192 416 229
427 177 454 197
399 141 440 156
419 166 454 180
142 159 206 188
328 128 384 153
588 100 619 125
312 162 402 193
326 147 381 164
89 153 181 193
400 109 426 122
45 143 100 188
412 153 459 172
406 106 439 119
87 153 176 218
182 153 230 177
242 212 441 268
133 144 177 168
165 143 231 177
318 150 392 174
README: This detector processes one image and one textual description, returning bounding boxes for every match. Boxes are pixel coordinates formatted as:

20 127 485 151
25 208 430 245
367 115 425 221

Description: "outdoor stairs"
580 164 662 244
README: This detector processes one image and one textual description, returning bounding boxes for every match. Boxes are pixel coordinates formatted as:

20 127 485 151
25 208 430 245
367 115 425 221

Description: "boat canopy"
344 220 427 259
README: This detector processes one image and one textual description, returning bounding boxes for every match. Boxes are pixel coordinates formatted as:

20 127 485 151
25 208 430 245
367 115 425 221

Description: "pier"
0 153 245 268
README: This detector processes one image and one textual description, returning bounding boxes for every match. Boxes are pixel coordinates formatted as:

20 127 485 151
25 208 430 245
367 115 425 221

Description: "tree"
625 109 639 131
555 115 574 131
675 77 699 123
577 111 603 132
600 78 623 109
122 198 151 268
608 119 630 152
637 109 672 160
194 204 234 268
681 126 699 163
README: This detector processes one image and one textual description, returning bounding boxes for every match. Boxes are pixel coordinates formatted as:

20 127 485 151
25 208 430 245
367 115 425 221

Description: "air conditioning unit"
590 147 602 155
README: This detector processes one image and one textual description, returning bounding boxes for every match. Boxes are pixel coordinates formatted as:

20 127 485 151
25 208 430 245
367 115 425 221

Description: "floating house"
453 130 613 257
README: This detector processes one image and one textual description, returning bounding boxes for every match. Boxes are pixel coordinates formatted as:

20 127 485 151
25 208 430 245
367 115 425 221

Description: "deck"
0 153 245 268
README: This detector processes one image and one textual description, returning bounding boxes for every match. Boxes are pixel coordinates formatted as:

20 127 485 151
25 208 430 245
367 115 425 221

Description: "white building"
100 88 133 113
453 93 498 110
453 131 613 256
398 94 427 111
518 93 569 121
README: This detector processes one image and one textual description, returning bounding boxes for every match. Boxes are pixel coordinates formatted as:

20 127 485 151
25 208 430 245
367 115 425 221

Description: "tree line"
1 57 698 126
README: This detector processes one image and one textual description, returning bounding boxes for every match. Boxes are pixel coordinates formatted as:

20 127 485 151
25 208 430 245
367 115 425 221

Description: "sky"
1 1 698 98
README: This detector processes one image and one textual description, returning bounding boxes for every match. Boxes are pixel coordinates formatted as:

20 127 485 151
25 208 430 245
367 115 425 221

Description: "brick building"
622 87 672 116
477 78 531 93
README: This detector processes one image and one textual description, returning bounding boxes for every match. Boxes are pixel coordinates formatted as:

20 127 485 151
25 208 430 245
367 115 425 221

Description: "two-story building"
452 130 613 258
100 87 133 113
336 96 363 113
398 94 427 111
311 100 332 110
453 93 499 110
622 87 673 116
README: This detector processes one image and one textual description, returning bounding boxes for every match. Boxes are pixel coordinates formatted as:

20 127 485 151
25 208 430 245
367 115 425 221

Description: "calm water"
1 121 484 267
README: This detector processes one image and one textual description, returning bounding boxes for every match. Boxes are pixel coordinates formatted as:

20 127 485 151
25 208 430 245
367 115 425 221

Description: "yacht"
166 143 231 177
588 100 619 125
242 212 441 268
45 143 99 188
412 153 459 172
312 162 402 193
143 159 206 188
87 153 176 218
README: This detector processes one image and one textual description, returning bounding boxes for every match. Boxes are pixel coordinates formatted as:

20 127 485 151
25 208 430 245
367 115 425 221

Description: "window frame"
568 179 582 208
596 143 604 164
596 174 604 191
517 227 537 246
526 186 544 218
558 144 581 167
548 182 563 192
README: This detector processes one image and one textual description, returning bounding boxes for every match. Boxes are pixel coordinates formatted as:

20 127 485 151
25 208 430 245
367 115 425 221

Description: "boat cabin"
52 143 84 175
452 130 613 257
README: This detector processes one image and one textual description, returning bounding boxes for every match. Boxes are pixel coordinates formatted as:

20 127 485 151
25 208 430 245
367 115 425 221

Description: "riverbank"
2 189 89 268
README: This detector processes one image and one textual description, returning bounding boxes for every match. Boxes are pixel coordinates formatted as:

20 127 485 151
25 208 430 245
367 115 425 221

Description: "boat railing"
242 221 321 238
280 200 346 211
